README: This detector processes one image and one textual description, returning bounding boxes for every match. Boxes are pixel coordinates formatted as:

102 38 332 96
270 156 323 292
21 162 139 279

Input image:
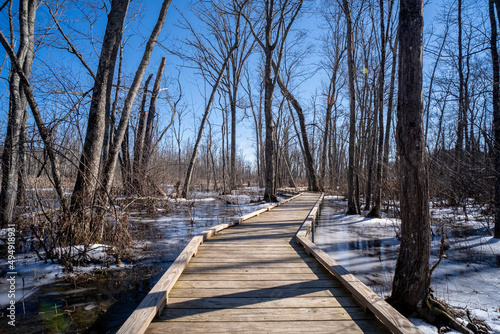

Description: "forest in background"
1 0 500 330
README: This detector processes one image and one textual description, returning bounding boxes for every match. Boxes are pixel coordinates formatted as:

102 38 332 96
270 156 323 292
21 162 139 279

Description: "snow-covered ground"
314 196 500 333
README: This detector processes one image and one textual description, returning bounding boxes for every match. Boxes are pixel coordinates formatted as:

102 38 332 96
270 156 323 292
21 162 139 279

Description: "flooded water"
0 189 272 333
313 197 499 298
313 200 400 296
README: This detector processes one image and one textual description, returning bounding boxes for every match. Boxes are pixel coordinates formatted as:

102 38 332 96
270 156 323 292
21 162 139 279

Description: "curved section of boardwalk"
146 193 389 334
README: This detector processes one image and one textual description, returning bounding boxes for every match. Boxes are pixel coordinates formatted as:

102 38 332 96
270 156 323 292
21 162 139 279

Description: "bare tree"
242 67 264 188
100 0 173 199
0 0 37 226
70 0 130 217
339 0 358 214
216 1 256 191
388 0 431 314
368 0 395 218
273 60 320 191
132 73 154 194
489 0 500 239
243 0 304 202
180 0 245 198
142 57 168 179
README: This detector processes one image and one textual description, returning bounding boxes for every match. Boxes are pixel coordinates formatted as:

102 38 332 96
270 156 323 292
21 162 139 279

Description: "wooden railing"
117 192 304 334
295 194 423 334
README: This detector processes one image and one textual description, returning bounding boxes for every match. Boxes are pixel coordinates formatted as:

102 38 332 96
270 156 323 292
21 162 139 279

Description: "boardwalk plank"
177 273 333 280
117 192 419 334
182 266 324 274
158 307 376 321
173 279 342 289
166 296 359 308
167 287 352 298
146 320 388 334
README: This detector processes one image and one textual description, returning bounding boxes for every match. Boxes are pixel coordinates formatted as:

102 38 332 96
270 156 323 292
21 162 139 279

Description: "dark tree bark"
262 0 278 202
388 0 431 314
16 109 28 208
321 73 339 189
341 0 358 214
120 124 133 194
70 0 130 215
489 0 500 239
456 0 465 156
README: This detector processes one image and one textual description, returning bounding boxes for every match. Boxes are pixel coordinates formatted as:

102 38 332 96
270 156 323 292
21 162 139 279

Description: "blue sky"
0 0 444 166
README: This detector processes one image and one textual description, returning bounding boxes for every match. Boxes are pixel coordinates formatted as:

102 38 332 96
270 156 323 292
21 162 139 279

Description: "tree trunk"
388 0 431 315
263 2 277 202
368 0 389 218
101 0 173 200
489 0 500 239
120 124 133 194
16 109 28 208
70 0 130 216
133 74 153 194
142 57 167 175
365 114 377 211
230 75 238 191
383 35 398 179
181 52 234 199
0 0 36 226
453 0 465 206
273 60 320 192
342 0 357 214
321 78 335 190
259 81 265 189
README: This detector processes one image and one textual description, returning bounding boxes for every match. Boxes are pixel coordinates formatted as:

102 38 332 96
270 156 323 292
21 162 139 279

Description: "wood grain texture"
117 193 302 334
296 235 423 334
146 320 388 334
166 296 359 308
122 192 419 334
158 307 374 321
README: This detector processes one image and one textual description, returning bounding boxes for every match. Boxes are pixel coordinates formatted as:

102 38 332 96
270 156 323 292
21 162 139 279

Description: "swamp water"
0 190 272 333
313 197 500 332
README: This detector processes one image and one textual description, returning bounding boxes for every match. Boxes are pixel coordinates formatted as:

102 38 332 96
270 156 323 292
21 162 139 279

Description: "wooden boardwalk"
119 192 422 334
